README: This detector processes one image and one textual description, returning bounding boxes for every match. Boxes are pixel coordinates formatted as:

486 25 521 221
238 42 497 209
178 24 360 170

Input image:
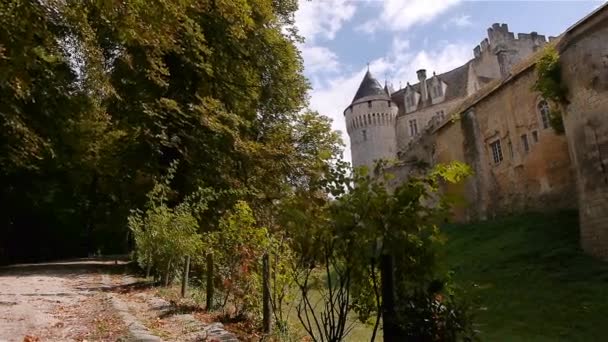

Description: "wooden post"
262 253 272 333
181 255 190 298
206 253 214 310
381 254 398 342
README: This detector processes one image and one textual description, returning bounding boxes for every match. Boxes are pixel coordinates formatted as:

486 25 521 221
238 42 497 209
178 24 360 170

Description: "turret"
344 70 398 170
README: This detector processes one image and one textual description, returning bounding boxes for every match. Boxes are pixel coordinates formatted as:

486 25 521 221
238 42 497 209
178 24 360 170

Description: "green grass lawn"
444 210 608 341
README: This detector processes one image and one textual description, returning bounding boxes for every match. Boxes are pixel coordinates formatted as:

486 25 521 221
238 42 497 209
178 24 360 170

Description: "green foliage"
268 233 298 332
548 109 566 134
533 46 567 134
128 163 207 280
211 201 271 318
281 160 475 341
533 46 567 103
0 0 346 264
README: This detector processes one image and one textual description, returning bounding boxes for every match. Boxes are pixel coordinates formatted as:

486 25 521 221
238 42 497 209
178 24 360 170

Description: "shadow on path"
0 257 133 277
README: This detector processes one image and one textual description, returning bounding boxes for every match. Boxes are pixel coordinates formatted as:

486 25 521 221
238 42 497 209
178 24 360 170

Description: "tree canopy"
0 0 340 263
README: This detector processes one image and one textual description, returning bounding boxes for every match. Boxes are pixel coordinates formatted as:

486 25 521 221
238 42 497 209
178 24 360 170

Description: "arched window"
538 100 551 129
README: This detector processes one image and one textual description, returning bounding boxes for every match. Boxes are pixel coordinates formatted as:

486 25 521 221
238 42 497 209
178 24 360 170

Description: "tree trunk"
181 256 190 298
381 254 397 342
163 259 172 287
145 257 152 278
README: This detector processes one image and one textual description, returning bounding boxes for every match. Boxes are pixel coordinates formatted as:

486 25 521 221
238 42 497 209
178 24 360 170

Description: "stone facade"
558 6 608 260
459 68 575 220
345 4 608 260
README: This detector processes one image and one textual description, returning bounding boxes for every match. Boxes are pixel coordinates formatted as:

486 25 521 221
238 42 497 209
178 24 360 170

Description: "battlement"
474 23 549 58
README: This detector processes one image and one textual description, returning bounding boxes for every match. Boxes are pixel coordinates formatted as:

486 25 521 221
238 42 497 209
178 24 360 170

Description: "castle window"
409 119 418 136
490 140 503 164
432 82 443 98
406 95 416 108
368 101 372 108
532 130 539 143
538 100 550 129
362 129 367 141
521 134 530 153
388 101 391 107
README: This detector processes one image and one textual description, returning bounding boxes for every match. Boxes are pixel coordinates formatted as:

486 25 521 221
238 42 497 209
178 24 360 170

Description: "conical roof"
384 81 394 96
352 70 389 103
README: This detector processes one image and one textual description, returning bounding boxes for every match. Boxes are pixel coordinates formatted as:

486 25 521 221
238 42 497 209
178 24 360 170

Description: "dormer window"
432 82 443 98
406 95 416 108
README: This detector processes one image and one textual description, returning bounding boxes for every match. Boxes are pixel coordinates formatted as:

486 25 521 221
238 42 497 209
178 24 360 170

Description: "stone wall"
464 68 576 218
559 9 608 260
381 5 608 260
391 64 577 224
395 98 463 152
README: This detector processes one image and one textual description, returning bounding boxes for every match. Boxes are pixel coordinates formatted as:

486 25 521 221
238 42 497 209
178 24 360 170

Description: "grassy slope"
444 210 608 341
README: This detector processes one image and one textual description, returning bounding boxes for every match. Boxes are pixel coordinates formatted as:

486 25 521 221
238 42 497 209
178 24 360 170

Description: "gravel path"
0 259 129 341
0 259 241 342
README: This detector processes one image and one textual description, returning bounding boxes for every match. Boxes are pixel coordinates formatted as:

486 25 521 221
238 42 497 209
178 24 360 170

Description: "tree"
0 0 325 263
281 161 476 342
128 162 208 284
211 201 270 318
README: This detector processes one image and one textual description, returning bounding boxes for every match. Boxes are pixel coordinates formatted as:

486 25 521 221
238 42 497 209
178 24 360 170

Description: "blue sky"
293 0 605 161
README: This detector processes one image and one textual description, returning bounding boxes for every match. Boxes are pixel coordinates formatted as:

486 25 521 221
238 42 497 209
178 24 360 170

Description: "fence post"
262 253 272 334
181 255 190 298
206 253 214 310
381 254 397 342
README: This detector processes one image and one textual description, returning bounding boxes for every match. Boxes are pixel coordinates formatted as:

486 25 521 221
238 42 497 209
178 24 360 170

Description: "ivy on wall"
533 46 568 134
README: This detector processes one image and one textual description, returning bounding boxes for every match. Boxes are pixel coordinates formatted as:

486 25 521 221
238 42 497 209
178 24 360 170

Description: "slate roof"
352 70 390 103
390 62 472 113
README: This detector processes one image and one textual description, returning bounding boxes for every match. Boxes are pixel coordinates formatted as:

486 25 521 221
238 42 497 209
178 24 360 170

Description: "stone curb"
101 274 162 342
102 274 240 342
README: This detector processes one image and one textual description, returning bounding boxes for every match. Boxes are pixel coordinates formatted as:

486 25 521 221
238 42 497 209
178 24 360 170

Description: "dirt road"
0 260 128 341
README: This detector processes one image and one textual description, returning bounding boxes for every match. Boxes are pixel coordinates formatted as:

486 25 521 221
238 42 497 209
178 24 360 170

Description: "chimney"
417 69 428 102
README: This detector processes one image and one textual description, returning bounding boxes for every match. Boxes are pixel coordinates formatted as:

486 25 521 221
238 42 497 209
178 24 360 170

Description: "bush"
128 162 206 283
211 201 270 318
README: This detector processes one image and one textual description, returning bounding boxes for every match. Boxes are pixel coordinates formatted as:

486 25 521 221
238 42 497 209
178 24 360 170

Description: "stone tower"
344 70 398 170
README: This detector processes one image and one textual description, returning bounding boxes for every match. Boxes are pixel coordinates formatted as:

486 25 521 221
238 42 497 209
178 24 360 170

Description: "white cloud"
292 0 472 162
300 45 340 75
293 0 358 83
294 0 357 43
445 14 473 28
357 0 463 34
306 39 473 162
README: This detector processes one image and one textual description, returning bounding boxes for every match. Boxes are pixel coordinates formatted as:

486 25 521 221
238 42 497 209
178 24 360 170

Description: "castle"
346 24 557 169
344 4 608 261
